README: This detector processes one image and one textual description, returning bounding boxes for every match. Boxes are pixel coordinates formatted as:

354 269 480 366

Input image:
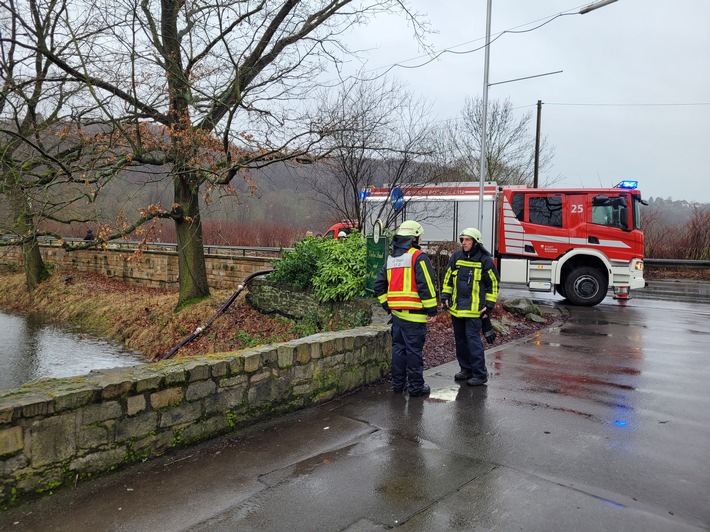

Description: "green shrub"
269 236 326 289
269 234 367 302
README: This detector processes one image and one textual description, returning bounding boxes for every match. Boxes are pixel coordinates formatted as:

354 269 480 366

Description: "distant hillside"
644 196 709 225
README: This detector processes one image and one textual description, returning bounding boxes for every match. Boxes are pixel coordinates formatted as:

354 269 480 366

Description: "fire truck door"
587 193 636 262
566 194 588 243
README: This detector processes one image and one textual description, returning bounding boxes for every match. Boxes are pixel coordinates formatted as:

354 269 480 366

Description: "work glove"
381 302 391 314
480 305 494 319
441 296 451 310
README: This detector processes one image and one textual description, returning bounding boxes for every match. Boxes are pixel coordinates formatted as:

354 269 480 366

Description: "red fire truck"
362 181 646 306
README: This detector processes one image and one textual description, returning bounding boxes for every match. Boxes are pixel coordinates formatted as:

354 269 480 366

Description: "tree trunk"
173 171 210 308
4 167 49 292
23 236 48 292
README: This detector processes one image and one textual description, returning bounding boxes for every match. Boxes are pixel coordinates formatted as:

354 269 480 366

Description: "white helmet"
459 227 482 243
395 220 424 238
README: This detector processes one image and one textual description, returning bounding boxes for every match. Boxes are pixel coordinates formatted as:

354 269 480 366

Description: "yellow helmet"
459 227 482 243
395 220 424 237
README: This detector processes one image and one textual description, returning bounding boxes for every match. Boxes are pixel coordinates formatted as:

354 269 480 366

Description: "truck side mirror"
592 195 610 206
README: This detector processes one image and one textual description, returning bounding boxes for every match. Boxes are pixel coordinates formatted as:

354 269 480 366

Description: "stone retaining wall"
247 278 376 329
0 326 391 507
1 246 273 290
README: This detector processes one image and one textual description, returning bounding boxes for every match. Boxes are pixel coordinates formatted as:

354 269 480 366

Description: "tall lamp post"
477 0 619 230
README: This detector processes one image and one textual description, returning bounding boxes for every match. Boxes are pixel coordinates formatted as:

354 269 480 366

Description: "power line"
358 12 578 81
547 102 710 107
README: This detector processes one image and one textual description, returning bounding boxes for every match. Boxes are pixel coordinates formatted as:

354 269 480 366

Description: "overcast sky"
341 0 710 203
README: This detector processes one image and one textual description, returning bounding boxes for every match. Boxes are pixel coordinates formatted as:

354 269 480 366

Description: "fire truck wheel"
564 266 608 306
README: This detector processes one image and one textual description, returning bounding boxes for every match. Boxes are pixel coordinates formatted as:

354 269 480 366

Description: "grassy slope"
0 269 299 361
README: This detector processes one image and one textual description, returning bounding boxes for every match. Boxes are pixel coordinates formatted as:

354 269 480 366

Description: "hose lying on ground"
161 269 275 360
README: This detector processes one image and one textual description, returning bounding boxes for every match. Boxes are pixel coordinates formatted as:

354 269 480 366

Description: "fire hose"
161 269 274 360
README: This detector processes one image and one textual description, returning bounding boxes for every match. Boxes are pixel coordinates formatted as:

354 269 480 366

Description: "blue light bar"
615 180 638 189
359 190 370 200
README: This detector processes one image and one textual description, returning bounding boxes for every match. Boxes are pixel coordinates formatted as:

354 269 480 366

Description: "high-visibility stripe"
386 248 425 311
392 309 428 323
486 269 499 303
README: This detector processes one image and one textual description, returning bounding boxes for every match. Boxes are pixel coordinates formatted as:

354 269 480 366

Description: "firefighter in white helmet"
373 220 438 396
441 227 499 386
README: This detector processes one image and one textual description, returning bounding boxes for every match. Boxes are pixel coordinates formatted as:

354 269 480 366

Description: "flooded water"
0 310 147 392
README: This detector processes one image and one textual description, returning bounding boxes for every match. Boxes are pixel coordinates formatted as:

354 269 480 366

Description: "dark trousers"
452 316 488 380
391 316 427 394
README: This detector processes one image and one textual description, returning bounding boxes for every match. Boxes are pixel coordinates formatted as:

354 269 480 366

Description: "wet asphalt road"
2 292 709 531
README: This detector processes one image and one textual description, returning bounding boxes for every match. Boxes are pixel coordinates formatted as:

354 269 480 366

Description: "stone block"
310 342 322 360
321 340 336 358
29 414 76 467
256 346 278 366
186 380 216 402
70 447 126 474
159 402 202 428
163 369 187 387
115 412 159 442
341 367 366 390
344 336 355 351
219 374 248 389
293 384 312 396
210 361 228 377
21 396 55 418
0 453 28 477
249 370 271 385
131 432 173 458
16 468 64 494
0 427 23 457
86 369 134 399
150 387 184 410
181 416 230 443
78 423 111 449
277 345 295 368
204 388 246 415
228 356 244 375
294 364 315 383
185 361 210 382
53 386 100 412
0 405 13 424
295 343 311 365
243 352 261 373
127 394 147 416
135 374 163 393
247 380 274 407
325 353 345 368
81 401 122 424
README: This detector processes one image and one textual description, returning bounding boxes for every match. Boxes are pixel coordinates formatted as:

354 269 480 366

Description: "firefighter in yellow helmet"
373 220 438 396
441 227 499 386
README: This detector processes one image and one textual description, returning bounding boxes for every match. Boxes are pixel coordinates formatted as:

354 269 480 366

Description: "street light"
477 0 619 229
579 0 618 15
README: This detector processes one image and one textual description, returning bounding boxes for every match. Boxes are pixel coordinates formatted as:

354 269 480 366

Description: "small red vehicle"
324 220 358 239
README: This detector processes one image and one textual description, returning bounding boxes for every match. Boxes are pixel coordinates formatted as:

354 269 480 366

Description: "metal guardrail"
31 237 291 256
644 259 710 269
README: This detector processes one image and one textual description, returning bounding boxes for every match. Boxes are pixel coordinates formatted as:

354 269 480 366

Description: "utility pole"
534 100 542 188
478 0 492 232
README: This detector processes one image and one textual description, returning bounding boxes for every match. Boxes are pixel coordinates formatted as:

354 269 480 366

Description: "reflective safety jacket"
374 246 438 323
442 247 499 318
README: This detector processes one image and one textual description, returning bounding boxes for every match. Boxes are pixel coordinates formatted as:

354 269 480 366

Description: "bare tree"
306 76 442 232
1 0 427 307
441 97 556 187
0 0 117 290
